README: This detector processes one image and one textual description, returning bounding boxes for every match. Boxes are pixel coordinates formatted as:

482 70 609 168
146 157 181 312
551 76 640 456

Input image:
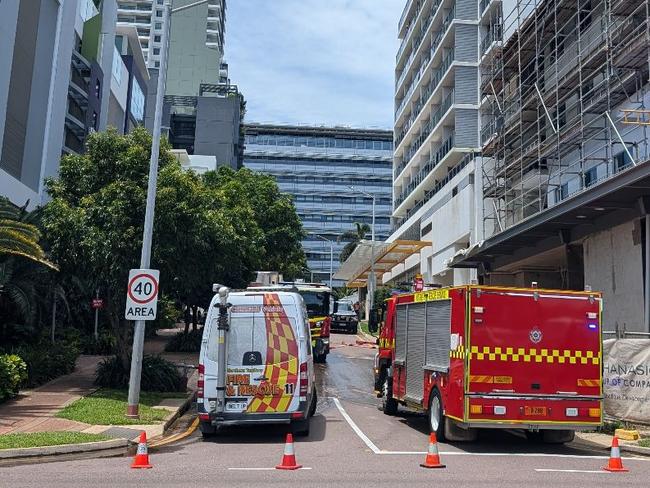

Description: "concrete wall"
194 96 240 169
167 0 221 97
583 220 645 332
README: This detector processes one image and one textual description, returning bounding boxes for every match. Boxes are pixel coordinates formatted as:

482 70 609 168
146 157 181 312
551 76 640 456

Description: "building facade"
450 0 650 333
385 0 483 287
0 0 116 208
243 124 393 286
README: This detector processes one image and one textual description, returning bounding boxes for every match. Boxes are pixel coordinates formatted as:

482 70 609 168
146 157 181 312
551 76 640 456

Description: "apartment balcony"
396 1 453 96
394 88 455 183
394 48 455 151
394 3 457 122
398 0 421 38
393 133 465 215
480 24 502 58
479 0 501 21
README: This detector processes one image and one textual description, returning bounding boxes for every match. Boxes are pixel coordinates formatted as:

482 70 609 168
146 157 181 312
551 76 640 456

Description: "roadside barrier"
602 436 629 472
131 431 153 469
420 432 446 469
276 433 302 470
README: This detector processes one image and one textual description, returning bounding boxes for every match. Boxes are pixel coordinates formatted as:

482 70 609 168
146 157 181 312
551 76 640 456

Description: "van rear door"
224 293 301 414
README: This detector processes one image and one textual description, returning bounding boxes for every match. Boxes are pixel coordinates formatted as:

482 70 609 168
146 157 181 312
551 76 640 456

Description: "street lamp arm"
171 0 210 14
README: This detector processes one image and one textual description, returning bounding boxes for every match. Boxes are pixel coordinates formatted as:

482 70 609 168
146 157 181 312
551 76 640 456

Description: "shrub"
15 339 80 388
164 328 203 353
95 355 184 392
0 354 28 401
80 330 117 355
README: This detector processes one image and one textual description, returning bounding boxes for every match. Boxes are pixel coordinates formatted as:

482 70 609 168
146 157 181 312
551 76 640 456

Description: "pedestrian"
353 301 361 320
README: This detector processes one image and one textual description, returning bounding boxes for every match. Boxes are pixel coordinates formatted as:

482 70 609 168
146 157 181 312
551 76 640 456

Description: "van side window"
206 319 219 362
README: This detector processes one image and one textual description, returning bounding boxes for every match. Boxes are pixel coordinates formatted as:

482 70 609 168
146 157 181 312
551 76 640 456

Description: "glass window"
155 22 162 29
156 10 163 17
153 48 160 55
154 35 161 42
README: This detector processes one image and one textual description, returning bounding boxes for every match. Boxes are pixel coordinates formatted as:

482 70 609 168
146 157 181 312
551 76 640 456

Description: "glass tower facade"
243 124 393 286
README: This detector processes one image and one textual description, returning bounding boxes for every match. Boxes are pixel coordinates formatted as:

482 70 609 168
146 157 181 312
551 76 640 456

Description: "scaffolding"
480 0 650 236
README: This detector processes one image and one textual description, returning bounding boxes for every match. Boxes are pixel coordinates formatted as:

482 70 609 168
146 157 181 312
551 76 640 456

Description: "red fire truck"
373 285 603 443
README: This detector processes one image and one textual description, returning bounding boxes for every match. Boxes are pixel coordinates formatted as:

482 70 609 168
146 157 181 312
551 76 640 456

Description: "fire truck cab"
374 285 603 443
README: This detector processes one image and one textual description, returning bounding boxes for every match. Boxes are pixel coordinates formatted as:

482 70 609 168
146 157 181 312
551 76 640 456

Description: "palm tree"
0 198 57 269
337 222 371 263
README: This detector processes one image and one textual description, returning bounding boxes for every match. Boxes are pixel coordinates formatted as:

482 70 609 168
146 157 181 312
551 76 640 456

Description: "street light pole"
126 0 209 419
315 234 334 289
349 186 376 321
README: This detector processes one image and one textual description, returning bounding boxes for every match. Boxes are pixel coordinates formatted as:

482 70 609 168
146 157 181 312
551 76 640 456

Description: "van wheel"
428 389 445 441
381 376 398 415
199 421 217 438
292 418 310 437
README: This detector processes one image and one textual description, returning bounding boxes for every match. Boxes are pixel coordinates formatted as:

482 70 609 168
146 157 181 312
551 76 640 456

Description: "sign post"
91 289 103 341
125 269 160 418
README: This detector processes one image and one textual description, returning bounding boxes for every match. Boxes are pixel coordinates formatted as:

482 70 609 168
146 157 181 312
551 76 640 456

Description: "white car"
198 290 317 437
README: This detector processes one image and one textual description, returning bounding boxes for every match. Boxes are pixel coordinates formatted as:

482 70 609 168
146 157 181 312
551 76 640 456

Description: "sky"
225 0 404 129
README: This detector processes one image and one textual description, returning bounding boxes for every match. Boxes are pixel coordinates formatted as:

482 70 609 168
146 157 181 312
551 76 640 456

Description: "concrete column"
97 0 117 130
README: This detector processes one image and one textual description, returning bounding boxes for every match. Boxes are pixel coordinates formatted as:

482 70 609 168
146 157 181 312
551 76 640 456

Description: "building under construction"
453 0 650 333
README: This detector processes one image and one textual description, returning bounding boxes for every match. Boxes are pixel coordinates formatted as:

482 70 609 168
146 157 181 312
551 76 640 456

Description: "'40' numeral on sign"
284 383 295 395
134 282 153 295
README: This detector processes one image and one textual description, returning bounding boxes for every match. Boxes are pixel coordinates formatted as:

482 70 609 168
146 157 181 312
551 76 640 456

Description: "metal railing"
394 132 455 209
395 48 455 149
395 3 456 119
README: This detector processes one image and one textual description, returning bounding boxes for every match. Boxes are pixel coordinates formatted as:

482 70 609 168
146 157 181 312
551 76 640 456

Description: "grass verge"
0 432 110 450
639 438 650 448
56 389 187 425
359 320 378 338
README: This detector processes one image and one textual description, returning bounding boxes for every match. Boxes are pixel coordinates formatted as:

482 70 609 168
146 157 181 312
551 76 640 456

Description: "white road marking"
535 469 608 473
227 467 312 471
332 397 381 454
330 397 647 461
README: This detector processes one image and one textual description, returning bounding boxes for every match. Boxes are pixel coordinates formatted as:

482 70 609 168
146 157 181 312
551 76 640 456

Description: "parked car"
331 300 359 334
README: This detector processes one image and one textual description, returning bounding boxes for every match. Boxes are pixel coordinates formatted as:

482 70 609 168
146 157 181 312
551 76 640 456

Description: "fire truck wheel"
428 389 445 441
382 376 398 415
541 429 575 444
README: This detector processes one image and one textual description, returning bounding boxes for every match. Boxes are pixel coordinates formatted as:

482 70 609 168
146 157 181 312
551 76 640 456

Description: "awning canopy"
334 240 431 288
449 161 650 271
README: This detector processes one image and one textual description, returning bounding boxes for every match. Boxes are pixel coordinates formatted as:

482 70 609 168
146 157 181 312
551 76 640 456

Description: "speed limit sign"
125 269 160 321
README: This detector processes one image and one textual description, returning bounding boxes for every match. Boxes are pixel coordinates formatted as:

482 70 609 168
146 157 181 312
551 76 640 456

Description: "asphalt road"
2 333 649 487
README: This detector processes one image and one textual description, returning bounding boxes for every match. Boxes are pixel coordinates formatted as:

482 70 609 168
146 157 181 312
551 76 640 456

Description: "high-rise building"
0 0 117 208
243 124 393 286
385 0 482 286
450 0 650 333
116 0 225 94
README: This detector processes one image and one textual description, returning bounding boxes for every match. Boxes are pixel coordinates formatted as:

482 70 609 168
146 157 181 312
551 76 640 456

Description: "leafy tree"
42 128 265 368
338 222 370 263
203 167 306 279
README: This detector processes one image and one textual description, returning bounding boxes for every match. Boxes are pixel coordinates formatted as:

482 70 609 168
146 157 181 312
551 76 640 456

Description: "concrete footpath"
0 327 199 462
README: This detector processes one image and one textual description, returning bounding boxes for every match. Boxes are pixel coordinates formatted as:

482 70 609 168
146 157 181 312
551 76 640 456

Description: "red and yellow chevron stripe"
577 378 600 387
247 294 298 413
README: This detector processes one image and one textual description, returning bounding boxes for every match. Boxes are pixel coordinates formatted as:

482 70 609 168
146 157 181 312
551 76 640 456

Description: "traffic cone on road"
131 431 153 469
420 432 446 469
276 433 302 470
602 436 628 472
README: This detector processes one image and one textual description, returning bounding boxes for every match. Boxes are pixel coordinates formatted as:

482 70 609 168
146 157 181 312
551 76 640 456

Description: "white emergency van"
198 289 316 437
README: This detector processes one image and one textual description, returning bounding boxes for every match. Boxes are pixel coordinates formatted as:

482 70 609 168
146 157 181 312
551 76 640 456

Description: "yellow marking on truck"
468 346 599 365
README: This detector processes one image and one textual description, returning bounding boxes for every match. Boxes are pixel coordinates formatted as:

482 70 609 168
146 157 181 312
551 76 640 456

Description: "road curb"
574 433 650 457
161 390 197 433
357 330 377 343
0 438 128 466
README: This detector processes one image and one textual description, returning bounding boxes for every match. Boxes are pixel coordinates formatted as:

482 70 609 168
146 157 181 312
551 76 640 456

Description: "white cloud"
226 0 403 129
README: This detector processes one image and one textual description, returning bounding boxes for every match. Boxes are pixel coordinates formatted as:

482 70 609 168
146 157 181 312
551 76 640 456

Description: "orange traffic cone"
131 431 153 469
276 433 302 470
602 436 628 472
420 432 446 469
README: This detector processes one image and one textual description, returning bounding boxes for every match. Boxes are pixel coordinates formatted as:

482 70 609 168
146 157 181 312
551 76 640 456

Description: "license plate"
225 401 248 412
525 406 547 416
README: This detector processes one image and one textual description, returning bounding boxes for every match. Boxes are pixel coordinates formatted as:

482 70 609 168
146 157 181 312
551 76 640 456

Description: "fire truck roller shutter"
425 299 451 370
395 305 408 362
406 302 426 402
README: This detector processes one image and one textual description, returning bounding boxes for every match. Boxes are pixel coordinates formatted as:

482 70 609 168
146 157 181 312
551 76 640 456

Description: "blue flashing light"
588 323 598 330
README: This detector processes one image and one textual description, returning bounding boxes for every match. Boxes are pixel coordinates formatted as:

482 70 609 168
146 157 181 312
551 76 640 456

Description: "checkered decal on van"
246 293 299 413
